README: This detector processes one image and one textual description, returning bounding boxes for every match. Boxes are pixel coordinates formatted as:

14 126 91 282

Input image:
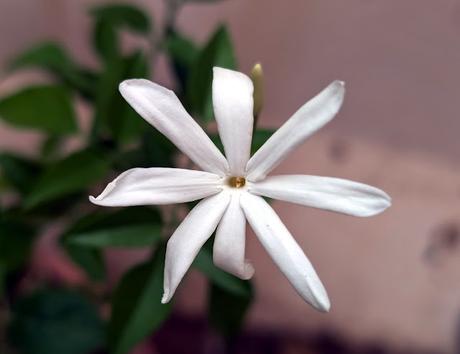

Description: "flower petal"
119 79 229 175
246 81 345 181
240 192 330 312
213 191 254 279
212 67 254 175
89 168 223 206
162 191 231 303
249 175 391 217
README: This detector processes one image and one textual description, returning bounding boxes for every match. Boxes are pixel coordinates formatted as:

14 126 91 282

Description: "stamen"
228 176 246 188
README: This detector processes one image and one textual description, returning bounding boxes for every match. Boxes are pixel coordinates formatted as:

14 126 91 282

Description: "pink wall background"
2 0 460 353
2 0 460 161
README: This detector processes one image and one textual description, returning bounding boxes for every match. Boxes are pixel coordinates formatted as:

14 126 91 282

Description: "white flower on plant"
89 67 391 312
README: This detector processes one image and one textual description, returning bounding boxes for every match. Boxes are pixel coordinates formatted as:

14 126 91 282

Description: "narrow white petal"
162 192 230 303
89 168 223 206
119 79 229 175
246 81 345 181
250 175 391 217
213 191 254 279
240 192 330 312
213 67 254 175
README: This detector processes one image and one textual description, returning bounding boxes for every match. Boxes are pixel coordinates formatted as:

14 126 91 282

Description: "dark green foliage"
0 219 36 272
9 43 96 99
64 207 163 249
24 149 110 209
0 153 41 195
90 4 151 63
165 31 199 95
96 51 150 144
209 280 254 338
187 26 236 121
8 289 105 354
90 4 151 34
194 245 252 297
109 246 171 354
0 85 77 134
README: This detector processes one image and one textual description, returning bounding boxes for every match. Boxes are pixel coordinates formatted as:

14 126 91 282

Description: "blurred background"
1 0 460 353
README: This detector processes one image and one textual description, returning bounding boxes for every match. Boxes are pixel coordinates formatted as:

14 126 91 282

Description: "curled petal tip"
242 263 255 280
118 79 132 91
161 292 170 304
88 195 99 204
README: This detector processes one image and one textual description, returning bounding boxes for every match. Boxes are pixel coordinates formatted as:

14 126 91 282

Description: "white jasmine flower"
90 67 391 312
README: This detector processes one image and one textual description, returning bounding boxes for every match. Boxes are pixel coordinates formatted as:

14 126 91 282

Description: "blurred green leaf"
65 207 162 248
0 219 35 271
208 279 253 338
93 20 119 64
9 43 95 99
165 31 199 94
109 246 171 354
194 246 251 297
110 52 150 143
24 149 109 209
0 153 41 195
187 26 236 122
61 207 162 280
0 85 77 134
68 225 161 248
251 129 275 154
90 4 151 63
91 4 151 34
10 42 72 70
40 135 63 160
66 246 105 281
8 289 105 354
92 51 150 144
113 130 177 172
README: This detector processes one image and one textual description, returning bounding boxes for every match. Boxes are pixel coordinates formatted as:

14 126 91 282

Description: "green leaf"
61 207 162 280
8 289 105 354
0 85 77 134
109 246 172 354
40 135 63 160
113 130 177 172
109 52 150 143
92 51 150 143
194 246 251 297
251 129 275 154
208 279 254 338
165 31 199 94
10 42 73 71
91 4 151 34
65 207 162 248
9 43 95 99
68 225 162 248
90 4 151 63
0 153 41 195
65 246 105 281
187 26 236 122
24 149 109 209
93 20 119 64
0 219 36 271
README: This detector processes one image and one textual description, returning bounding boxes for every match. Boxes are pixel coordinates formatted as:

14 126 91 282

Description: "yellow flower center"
228 176 246 188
